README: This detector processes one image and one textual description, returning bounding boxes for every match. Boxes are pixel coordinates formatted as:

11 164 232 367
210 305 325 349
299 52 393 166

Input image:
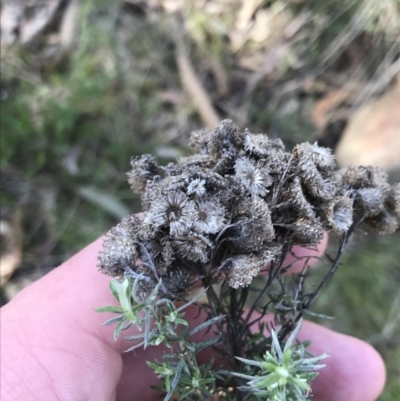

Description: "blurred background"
1 0 399 398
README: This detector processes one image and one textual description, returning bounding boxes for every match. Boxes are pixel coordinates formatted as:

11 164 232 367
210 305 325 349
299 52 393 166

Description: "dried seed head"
208 119 245 160
363 210 399 235
98 216 139 278
230 197 275 253
323 196 353 233
285 177 316 220
127 155 162 193
189 128 211 154
99 120 400 295
299 164 336 200
144 191 197 236
294 142 336 171
187 178 206 197
139 235 175 276
234 158 272 197
356 188 384 217
172 232 212 263
227 247 280 289
386 183 400 218
291 217 325 246
340 165 389 193
194 200 226 234
244 132 285 158
162 265 192 295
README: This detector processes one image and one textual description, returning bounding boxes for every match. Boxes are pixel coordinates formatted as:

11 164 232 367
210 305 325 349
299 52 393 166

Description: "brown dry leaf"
58 0 78 53
0 3 22 45
176 49 220 129
0 212 22 287
173 16 220 129
313 88 352 130
232 2 294 71
19 0 61 45
243 10 310 97
335 82 400 171
230 0 264 52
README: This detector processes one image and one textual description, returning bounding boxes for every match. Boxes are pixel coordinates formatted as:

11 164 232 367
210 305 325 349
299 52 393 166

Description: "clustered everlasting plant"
96 120 400 400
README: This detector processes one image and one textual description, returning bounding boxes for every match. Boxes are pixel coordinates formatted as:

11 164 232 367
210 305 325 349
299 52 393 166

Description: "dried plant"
96 120 400 400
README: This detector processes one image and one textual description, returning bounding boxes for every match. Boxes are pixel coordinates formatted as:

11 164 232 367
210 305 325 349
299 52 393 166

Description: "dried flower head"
193 200 226 234
144 191 197 237
208 119 245 161
189 128 211 154
172 232 212 263
98 216 139 278
294 142 336 171
387 183 400 218
227 246 280 289
187 178 206 197
323 196 354 233
244 132 285 158
99 120 400 297
357 188 384 217
234 158 272 197
291 217 325 246
230 196 275 253
127 155 162 193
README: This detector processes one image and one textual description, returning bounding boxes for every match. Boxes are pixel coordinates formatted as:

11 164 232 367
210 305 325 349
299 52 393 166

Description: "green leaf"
230 371 258 381
110 280 123 301
177 288 208 312
125 332 150 341
125 341 145 352
195 335 221 353
146 361 160 370
199 377 215 384
180 386 195 399
95 306 124 314
235 356 263 368
113 319 132 341
188 315 225 336
174 317 189 326
164 358 184 401
288 376 311 391
102 315 125 326
78 186 130 219
282 349 292 369
255 372 280 389
271 329 283 360
153 335 165 346
284 318 303 352
144 311 152 348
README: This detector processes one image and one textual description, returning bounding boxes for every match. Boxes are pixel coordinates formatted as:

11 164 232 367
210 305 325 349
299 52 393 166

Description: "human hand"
1 237 385 401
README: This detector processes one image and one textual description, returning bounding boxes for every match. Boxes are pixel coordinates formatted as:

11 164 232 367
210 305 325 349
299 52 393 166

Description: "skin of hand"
1 236 386 401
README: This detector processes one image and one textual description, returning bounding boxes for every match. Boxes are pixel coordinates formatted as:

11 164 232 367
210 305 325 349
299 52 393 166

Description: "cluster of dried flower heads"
98 120 400 296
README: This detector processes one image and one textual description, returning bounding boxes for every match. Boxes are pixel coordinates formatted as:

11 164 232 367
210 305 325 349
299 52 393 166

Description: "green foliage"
0 0 184 258
97 277 224 400
232 322 327 401
97 274 329 401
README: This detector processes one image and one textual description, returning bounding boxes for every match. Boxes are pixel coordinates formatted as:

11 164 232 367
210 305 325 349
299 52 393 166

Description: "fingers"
116 345 166 401
284 232 329 273
1 237 124 401
299 321 386 401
